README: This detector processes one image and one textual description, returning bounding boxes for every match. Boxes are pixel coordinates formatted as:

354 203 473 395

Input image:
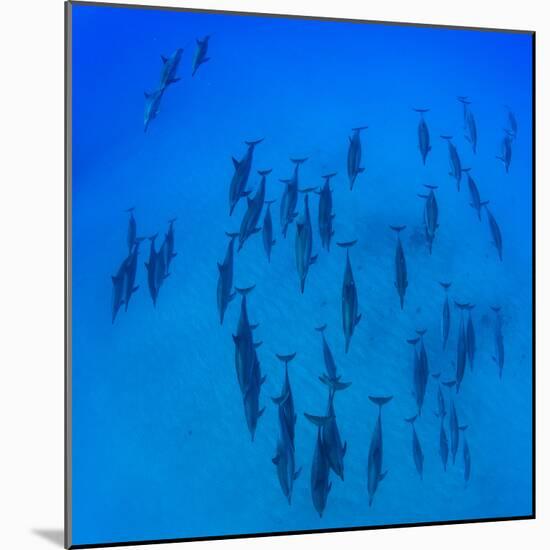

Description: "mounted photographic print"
65 1 535 548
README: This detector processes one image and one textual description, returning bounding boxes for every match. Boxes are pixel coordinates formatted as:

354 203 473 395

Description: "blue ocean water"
70 3 533 546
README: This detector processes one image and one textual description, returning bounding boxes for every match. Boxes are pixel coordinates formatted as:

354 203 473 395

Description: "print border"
64 1 536 548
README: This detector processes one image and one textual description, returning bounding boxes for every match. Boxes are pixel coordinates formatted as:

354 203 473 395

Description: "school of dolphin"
112 41 519 518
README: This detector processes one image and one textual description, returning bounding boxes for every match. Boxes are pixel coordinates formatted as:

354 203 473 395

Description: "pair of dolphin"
417 185 439 254
295 190 318 293
413 109 431 165
229 139 264 216
465 171 489 221
280 157 308 238
407 330 430 416
232 286 265 440
440 135 468 191
144 48 183 132
237 169 273 251
272 353 301 504
458 96 478 154
347 127 367 189
336 240 361 353
390 226 408 310
316 173 337 251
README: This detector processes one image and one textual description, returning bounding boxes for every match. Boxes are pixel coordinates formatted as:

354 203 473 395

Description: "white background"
0 0 546 549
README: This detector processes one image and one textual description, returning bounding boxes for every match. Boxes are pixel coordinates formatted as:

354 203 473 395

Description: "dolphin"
123 238 144 312
228 139 263 216
216 232 238 324
272 412 301 504
441 380 459 464
462 426 471 486
321 381 350 481
390 226 408 310
162 218 177 271
465 172 488 221
417 185 438 254
159 48 183 89
111 256 128 323
273 353 297 444
367 396 392 507
238 169 271 251
280 157 308 238
192 36 210 77
439 419 449 472
242 353 266 442
505 106 518 139
315 324 339 382
232 285 261 394
143 88 164 133
432 373 447 420
409 330 429 416
491 306 505 378
295 190 318 294
144 233 159 306
317 173 336 251
458 97 477 154
440 135 466 191
497 132 513 173
413 109 431 165
465 305 476 372
336 240 361 353
455 302 469 393
154 239 169 298
125 207 136 253
483 202 503 261
305 413 333 517
404 415 424 480
262 199 277 262
439 282 452 350
347 126 367 189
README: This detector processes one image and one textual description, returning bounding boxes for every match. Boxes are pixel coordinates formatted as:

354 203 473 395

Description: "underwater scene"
69 3 533 546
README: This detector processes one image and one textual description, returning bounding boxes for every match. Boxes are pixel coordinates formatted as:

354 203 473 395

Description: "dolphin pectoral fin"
260 375 267 385
327 481 332 493
167 77 181 85
258 407 266 417
232 157 240 169
252 227 262 234
254 341 263 349
250 323 259 330
161 55 168 63
132 286 139 293
217 262 223 272
358 167 365 173
379 471 388 482
293 467 302 480
272 239 276 246
343 441 347 456
355 314 362 326
241 190 252 197
428 146 432 151
232 334 239 345
272 454 280 465
271 394 287 405
247 196 253 207
229 292 236 301
310 255 318 265
202 57 210 63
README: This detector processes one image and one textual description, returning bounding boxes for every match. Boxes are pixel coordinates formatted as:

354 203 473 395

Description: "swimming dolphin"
192 36 210 77
483 202 503 261
413 109 431 165
404 415 424 480
280 157 308 238
465 305 476 371
229 139 263 216
336 240 361 353
273 353 297 444
317 173 336 251
216 232 238 324
497 131 513 173
159 48 183 89
295 190 318 294
347 126 367 189
458 97 477 154
125 207 136 253
262 199 277 262
505 106 518 139
439 282 452 350
409 330 429 416
465 172 488 221
439 418 449 472
242 353 266 442
432 373 447 420
162 218 177 270
304 413 332 517
455 302 469 393
440 135 466 191
238 169 271 251
315 324 339 382
143 88 164 133
367 396 392 507
111 256 128 323
417 185 439 254
462 426 471 485
491 306 505 379
442 380 459 464
390 226 408 310
144 233 159 306
123 238 144 312
232 285 261 394
321 378 351 481
154 239 169 298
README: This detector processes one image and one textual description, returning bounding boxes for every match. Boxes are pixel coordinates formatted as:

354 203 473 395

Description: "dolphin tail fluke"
432 372 441 379
407 337 420 345
424 184 438 190
351 126 368 132
258 168 273 176
235 285 255 296
264 199 277 205
336 240 357 249
290 157 308 165
413 108 430 113
405 415 418 424
322 172 338 181
459 425 469 431
276 352 297 366
304 413 333 427
225 231 239 239
442 380 456 389
440 135 453 140
454 301 470 310
315 324 327 333
439 281 452 290
368 396 393 408
245 138 264 147
320 374 351 391
390 225 406 233
491 306 501 313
